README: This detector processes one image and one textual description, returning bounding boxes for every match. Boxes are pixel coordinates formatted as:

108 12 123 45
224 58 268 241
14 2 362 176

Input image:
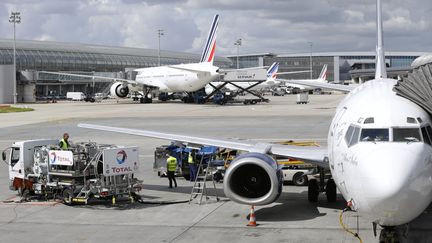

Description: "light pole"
157 29 164 66
308 41 313 79
9 11 21 104
234 38 242 69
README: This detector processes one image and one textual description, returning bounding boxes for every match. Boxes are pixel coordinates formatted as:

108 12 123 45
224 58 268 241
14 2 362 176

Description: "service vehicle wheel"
308 179 319 202
326 179 337 202
62 188 73 205
293 172 308 186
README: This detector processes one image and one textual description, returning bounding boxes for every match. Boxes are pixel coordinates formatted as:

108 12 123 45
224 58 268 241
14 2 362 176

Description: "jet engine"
223 152 283 205
110 82 129 98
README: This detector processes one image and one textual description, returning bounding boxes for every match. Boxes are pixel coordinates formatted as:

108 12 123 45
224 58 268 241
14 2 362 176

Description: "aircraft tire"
326 179 337 202
308 179 319 202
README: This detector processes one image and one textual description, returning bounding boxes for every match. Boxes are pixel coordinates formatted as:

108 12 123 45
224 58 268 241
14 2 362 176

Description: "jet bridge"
393 55 432 115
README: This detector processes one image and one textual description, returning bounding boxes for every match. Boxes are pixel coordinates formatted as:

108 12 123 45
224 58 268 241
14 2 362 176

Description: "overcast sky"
1 0 431 56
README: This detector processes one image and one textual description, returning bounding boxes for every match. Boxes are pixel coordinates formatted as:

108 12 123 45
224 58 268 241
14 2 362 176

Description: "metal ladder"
189 153 220 204
74 150 103 203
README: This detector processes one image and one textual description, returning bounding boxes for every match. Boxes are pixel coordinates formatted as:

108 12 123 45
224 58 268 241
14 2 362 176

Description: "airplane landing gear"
308 179 319 202
379 226 401 243
307 167 336 203
326 179 337 202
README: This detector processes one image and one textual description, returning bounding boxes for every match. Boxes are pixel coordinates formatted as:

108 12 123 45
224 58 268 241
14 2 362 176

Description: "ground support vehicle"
296 93 309 104
2 139 142 204
66 92 85 101
211 91 269 105
153 143 236 181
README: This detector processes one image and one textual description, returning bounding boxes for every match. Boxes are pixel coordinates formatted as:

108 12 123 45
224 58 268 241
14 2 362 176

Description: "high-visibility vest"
167 156 177 172
188 153 194 164
60 138 69 150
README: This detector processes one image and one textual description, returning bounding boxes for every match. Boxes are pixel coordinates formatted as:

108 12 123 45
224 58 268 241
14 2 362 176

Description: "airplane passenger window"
421 127 431 145
393 128 421 142
360 128 389 142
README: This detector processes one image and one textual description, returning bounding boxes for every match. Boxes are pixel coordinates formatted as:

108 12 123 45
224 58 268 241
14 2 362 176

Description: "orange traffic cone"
247 205 257 227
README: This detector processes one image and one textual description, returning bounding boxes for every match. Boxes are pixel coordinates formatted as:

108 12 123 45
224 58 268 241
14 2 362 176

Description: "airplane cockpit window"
406 117 417 124
393 128 421 142
360 128 389 142
364 117 374 124
421 126 431 145
345 125 361 147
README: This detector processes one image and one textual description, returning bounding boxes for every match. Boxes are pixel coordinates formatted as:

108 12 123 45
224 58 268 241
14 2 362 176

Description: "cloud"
0 0 431 56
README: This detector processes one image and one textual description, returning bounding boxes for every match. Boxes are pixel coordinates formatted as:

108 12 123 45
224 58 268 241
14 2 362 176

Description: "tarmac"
0 95 431 243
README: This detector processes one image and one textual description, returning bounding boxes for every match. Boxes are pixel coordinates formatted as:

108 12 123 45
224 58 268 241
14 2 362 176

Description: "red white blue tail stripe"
318 64 328 80
266 62 279 79
200 14 219 64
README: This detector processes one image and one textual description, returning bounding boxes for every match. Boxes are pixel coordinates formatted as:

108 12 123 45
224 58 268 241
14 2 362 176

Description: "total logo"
116 150 127 164
49 152 57 163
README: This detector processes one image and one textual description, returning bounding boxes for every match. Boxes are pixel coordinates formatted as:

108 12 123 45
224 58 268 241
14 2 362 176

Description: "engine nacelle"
223 152 283 205
110 82 129 98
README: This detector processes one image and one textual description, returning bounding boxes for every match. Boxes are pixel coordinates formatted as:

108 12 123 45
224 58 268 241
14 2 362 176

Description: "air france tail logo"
267 62 279 79
116 150 127 164
319 65 328 80
200 14 219 64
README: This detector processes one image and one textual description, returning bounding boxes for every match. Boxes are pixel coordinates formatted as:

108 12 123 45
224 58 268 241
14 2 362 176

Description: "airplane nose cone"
360 148 412 198
354 145 432 225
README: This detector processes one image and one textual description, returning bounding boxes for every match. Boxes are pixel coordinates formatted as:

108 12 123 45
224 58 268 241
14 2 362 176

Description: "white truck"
66 92 85 101
2 139 142 204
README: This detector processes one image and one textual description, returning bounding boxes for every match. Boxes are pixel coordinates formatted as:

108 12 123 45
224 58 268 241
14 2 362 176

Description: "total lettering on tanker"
103 147 139 176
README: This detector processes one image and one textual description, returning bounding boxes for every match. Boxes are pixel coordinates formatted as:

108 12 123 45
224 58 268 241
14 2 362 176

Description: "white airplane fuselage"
328 78 432 226
285 78 326 90
134 63 219 93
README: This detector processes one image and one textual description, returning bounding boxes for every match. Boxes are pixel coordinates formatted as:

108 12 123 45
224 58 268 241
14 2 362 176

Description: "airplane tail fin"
267 62 279 79
318 64 328 81
375 0 387 79
200 14 219 65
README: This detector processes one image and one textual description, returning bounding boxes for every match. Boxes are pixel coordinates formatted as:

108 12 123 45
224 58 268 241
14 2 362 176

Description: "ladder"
74 150 103 204
189 153 220 204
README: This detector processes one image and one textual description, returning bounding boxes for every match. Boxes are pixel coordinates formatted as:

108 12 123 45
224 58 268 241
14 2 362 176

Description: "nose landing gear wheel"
379 226 401 243
326 179 337 202
308 179 319 202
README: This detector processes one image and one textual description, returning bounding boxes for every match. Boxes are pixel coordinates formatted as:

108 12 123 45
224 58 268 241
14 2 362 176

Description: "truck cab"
2 139 58 191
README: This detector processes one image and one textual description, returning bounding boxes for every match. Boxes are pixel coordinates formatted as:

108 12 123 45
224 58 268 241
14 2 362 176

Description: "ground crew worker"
166 153 178 188
59 133 70 150
188 151 197 182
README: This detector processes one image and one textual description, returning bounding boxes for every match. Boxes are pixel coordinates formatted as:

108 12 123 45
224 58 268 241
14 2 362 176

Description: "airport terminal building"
0 39 232 103
227 52 427 83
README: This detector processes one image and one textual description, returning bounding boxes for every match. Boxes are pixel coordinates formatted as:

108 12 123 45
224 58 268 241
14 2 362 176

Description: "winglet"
375 0 387 79
200 14 219 65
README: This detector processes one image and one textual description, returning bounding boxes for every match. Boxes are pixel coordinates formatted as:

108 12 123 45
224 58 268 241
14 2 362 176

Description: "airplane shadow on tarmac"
255 191 345 222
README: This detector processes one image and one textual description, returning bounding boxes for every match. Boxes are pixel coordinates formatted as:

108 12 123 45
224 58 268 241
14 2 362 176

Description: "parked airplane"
278 64 328 91
77 1 431 241
42 15 220 103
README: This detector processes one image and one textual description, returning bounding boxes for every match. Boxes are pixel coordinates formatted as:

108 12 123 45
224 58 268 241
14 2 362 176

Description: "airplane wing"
276 70 311 75
78 123 329 168
40 71 138 84
168 66 214 76
276 78 355 93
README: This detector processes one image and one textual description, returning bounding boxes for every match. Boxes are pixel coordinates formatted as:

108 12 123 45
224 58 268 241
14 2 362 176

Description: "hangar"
0 39 232 103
